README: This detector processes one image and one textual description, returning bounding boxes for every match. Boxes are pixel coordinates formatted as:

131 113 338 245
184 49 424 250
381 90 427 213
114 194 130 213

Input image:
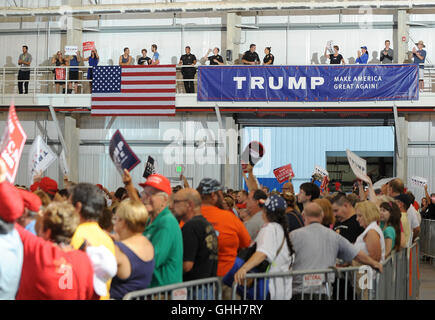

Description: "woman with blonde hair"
110 199 155 299
354 200 385 263
313 198 335 229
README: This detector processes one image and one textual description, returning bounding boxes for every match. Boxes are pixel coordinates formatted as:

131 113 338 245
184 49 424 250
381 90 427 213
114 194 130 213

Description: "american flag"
91 65 176 116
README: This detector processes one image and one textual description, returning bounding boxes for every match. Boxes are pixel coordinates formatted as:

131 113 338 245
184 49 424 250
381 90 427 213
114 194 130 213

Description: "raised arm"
123 169 140 202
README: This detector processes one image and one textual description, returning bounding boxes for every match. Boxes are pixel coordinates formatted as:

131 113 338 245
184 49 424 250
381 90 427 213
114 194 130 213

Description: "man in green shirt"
139 174 183 288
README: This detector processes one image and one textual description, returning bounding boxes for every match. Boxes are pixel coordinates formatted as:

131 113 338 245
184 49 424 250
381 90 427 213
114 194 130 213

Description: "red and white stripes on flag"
91 65 176 116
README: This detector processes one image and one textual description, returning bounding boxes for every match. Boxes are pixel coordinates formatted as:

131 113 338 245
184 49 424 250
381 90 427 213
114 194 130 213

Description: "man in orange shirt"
197 178 251 298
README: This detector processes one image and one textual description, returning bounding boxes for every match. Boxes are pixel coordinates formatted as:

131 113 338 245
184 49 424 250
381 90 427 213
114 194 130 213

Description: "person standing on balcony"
51 51 66 94
202 47 224 65
119 48 133 66
179 46 197 94
263 47 274 65
412 40 427 92
17 45 32 94
380 40 394 64
241 44 260 65
356 46 369 64
138 49 152 65
82 48 99 93
151 44 160 65
66 50 81 94
325 45 345 65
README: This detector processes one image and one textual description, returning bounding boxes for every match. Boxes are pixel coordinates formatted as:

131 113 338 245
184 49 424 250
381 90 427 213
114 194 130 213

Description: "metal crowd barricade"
230 267 378 301
122 277 222 300
230 244 420 301
420 219 435 259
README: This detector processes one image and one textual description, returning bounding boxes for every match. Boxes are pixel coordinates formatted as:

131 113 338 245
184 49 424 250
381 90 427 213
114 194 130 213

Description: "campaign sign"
83 41 95 52
0 104 27 183
273 164 295 184
28 135 57 180
346 149 370 183
241 141 265 173
109 130 141 176
313 165 329 178
59 149 70 176
143 156 156 179
65 45 78 56
411 176 427 188
197 64 419 102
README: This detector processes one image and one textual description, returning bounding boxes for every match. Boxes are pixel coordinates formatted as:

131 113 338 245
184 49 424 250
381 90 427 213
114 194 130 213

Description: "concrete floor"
419 260 435 300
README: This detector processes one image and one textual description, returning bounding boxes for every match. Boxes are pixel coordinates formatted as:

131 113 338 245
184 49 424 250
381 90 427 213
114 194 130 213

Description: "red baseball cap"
38 177 58 195
139 174 172 196
96 184 104 190
0 181 25 222
18 189 42 212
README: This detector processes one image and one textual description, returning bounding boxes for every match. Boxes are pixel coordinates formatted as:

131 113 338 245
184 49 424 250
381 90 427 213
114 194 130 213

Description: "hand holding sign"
273 164 295 184
241 141 265 173
411 176 428 188
109 130 141 177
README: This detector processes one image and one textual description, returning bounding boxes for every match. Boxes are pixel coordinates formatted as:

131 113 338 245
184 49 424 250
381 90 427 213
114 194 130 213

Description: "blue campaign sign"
197 64 419 102
109 130 141 175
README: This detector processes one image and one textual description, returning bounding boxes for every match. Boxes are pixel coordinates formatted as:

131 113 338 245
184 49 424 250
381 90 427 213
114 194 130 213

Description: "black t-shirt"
329 54 343 65
333 214 364 243
242 50 260 64
138 56 151 65
180 54 197 75
287 210 304 233
263 54 274 65
424 203 435 220
208 55 224 65
182 216 218 282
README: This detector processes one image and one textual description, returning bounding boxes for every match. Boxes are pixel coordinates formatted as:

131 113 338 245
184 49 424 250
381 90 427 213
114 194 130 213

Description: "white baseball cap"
86 245 117 297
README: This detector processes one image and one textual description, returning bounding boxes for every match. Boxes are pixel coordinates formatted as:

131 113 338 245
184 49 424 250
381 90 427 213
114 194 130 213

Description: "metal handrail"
2 64 435 96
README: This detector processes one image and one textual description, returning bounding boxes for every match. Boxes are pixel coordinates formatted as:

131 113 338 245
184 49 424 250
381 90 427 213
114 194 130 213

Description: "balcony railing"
2 64 435 99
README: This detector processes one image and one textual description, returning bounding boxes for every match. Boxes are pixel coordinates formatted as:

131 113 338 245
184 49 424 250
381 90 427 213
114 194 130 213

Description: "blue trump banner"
197 64 419 102
109 130 141 176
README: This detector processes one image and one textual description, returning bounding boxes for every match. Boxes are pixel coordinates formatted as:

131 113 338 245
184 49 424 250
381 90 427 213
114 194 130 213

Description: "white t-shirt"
407 205 420 230
354 221 385 263
256 222 294 300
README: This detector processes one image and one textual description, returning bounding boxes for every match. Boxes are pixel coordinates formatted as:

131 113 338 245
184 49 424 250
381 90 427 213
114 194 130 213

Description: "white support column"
395 116 408 182
225 12 242 65
223 116 240 190
395 9 409 63
59 115 80 185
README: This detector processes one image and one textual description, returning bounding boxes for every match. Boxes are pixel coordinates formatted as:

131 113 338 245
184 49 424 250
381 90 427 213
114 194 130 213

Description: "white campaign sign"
28 136 57 180
65 45 78 56
411 176 427 188
303 274 325 287
171 288 187 300
59 149 69 176
346 149 370 183
313 165 329 177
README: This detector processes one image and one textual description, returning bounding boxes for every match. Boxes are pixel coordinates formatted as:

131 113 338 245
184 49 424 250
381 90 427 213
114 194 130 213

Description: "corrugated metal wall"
407 113 435 203
242 126 395 192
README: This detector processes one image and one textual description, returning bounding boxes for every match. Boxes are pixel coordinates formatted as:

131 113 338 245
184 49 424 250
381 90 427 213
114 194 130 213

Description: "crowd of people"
1 154 433 300
15 39 428 94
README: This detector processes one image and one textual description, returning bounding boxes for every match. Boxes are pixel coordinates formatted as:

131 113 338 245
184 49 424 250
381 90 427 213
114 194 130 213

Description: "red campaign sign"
55 68 66 80
273 164 295 184
83 41 95 52
0 104 27 183
320 175 330 192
